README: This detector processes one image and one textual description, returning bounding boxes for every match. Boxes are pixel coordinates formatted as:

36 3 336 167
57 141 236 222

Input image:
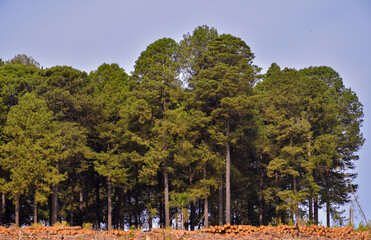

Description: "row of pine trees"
0 26 364 229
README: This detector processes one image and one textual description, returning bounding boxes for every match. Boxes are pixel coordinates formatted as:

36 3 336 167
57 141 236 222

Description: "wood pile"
205 223 370 239
0 225 137 239
0 224 369 239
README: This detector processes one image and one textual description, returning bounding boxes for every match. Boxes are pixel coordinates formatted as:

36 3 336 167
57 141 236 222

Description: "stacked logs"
204 224 370 239
0 225 138 239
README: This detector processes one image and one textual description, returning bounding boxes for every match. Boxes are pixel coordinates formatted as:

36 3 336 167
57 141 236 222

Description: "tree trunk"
1 193 5 224
34 194 38 224
96 175 101 229
107 176 112 230
51 183 59 225
313 171 319 225
79 183 83 212
134 189 139 228
115 187 123 229
314 198 319 225
275 171 279 219
159 200 163 227
259 166 264 226
326 200 330 227
308 133 313 222
70 186 74 226
15 194 19 227
190 202 195 230
164 164 170 228
225 119 231 224
51 163 60 225
218 178 223 226
203 165 209 228
309 194 313 222
293 174 299 225
189 166 195 231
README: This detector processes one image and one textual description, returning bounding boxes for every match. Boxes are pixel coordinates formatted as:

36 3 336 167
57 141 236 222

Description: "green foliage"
82 222 92 230
53 221 69 227
31 222 43 227
6 54 40 68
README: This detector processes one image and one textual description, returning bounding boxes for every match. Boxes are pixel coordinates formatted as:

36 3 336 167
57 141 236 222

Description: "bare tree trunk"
314 198 319 225
79 184 83 212
218 178 223 226
313 171 319 225
293 174 299 225
107 176 112 230
326 200 330 227
309 194 313 222
275 171 279 219
259 166 264 226
1 193 5 224
96 175 101 229
116 187 123 229
135 189 139 228
51 183 59 225
308 133 313 222
51 163 60 225
70 186 74 226
34 195 38 224
15 194 20 227
203 165 209 228
164 164 170 228
225 118 231 224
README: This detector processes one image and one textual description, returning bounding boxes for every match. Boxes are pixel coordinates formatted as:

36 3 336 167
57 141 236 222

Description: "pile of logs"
0 225 137 239
205 223 370 239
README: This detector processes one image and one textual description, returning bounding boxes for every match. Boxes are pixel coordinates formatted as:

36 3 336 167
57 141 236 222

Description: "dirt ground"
0 225 369 239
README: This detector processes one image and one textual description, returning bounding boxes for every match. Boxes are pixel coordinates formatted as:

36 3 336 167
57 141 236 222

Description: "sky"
1 0 371 226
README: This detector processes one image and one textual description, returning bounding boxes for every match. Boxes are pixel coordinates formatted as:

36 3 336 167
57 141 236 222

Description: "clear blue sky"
1 0 370 225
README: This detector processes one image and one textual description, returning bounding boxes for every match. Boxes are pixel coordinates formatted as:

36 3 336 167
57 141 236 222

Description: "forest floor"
0 224 370 239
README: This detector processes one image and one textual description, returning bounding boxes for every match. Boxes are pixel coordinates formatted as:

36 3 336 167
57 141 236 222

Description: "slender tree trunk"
259 166 264 226
107 176 112 230
162 97 170 229
290 137 299 226
313 170 319 225
159 200 163 227
203 165 209 228
1 193 5 224
51 183 59 225
275 171 279 219
164 163 170 228
79 182 84 226
96 175 101 228
225 119 231 224
308 133 313 222
116 187 123 229
293 174 299 225
15 194 19 227
70 186 74 226
135 189 139 228
190 202 195 230
218 178 223 226
326 200 330 228
314 198 319 225
51 163 60 225
190 167 195 231
181 208 184 230
79 183 83 212
34 195 38 224
309 194 313 222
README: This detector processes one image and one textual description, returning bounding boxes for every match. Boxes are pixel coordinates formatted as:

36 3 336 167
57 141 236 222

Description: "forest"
0 25 364 230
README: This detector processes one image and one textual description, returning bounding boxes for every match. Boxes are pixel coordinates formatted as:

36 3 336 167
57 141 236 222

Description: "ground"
0 224 369 239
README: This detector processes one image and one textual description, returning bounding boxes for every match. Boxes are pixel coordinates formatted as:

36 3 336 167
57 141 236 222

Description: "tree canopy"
0 26 364 229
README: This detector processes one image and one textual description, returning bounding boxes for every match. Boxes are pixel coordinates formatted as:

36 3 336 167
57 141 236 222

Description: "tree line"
0 25 364 229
